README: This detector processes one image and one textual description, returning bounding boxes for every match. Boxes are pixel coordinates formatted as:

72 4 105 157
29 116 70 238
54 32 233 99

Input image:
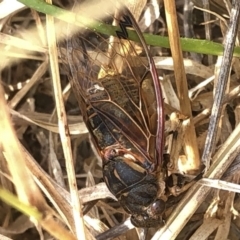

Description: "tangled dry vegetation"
0 0 240 239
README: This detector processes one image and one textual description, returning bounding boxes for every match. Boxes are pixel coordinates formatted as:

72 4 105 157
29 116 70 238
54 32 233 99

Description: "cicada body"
62 2 165 228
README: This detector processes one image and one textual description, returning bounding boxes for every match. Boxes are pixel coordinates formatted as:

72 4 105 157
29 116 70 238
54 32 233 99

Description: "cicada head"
131 199 166 228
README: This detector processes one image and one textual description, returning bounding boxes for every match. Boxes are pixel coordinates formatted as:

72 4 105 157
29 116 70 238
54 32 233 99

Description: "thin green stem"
17 0 240 57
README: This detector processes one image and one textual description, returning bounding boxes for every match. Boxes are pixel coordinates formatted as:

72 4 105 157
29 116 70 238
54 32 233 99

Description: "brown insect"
61 3 166 228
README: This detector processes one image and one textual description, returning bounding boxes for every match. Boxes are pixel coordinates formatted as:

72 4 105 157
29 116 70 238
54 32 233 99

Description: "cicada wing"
61 2 164 167
106 7 165 166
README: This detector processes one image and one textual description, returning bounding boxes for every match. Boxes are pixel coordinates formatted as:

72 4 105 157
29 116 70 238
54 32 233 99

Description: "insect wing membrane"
64 5 164 168
115 8 164 166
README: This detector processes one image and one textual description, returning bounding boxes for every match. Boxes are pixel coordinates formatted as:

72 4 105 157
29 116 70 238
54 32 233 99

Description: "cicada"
61 2 166 228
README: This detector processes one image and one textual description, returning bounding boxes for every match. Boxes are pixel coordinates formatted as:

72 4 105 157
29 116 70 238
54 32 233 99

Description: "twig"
202 0 240 169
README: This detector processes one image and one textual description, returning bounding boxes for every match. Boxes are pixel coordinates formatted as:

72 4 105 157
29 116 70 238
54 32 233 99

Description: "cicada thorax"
102 145 166 228
64 3 166 228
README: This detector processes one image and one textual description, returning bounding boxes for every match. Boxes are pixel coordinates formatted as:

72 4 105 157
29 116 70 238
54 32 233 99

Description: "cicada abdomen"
62 2 165 227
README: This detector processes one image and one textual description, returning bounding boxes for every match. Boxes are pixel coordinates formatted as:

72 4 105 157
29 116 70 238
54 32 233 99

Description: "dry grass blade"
0 82 75 240
22 145 75 230
45 0 85 238
96 218 134 240
0 83 47 213
202 0 213 65
9 60 48 108
0 233 14 240
10 109 88 135
163 0 201 175
0 32 46 53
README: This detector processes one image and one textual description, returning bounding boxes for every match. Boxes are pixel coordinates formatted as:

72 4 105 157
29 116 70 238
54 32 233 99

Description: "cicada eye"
150 199 165 215
130 201 165 228
103 147 118 161
110 148 117 156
